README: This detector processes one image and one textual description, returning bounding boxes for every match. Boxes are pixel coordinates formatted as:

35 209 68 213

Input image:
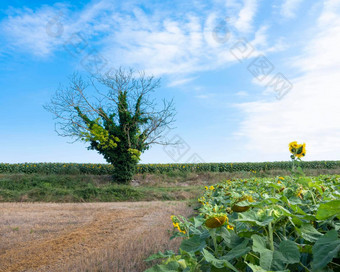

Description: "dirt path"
0 202 192 272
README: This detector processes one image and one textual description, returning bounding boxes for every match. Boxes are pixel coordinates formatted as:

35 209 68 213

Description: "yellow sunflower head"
289 142 306 158
227 224 234 230
296 143 306 158
289 141 299 153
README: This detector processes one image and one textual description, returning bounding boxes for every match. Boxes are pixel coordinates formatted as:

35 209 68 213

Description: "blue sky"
0 0 340 164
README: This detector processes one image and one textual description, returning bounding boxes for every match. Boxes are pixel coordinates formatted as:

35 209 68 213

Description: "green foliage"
136 160 340 173
312 230 340 271
74 92 147 184
0 174 202 202
180 235 206 253
148 175 340 271
1 160 340 176
0 174 143 202
316 200 340 220
0 163 114 175
80 119 120 150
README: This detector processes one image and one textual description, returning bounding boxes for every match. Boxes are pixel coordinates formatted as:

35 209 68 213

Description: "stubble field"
0 201 193 272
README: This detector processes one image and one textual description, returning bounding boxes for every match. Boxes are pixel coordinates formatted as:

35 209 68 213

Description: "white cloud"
234 0 259 33
251 25 268 48
1 6 66 57
100 9 248 76
0 0 269 76
236 0 340 161
167 77 197 87
281 0 304 18
0 1 116 57
318 0 340 25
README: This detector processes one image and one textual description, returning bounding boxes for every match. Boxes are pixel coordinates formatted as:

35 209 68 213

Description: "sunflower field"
146 175 340 272
0 161 339 175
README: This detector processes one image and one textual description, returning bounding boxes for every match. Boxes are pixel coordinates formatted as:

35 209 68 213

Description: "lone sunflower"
289 141 306 159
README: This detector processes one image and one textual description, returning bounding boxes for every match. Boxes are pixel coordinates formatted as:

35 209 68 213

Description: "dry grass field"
0 201 193 272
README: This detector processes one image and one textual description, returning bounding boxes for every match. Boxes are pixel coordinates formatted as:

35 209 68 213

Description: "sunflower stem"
268 210 274 252
309 190 317 206
299 262 311 272
212 235 218 256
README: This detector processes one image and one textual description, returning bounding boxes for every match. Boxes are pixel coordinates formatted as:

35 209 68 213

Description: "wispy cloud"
100 11 240 75
1 5 67 57
281 0 304 18
251 25 269 48
167 77 197 87
0 1 116 57
0 0 270 76
234 0 259 33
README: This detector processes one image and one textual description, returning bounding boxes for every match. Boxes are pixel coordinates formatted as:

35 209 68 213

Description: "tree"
44 68 175 183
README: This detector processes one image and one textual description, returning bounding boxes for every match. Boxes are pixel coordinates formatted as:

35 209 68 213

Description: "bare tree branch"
44 68 176 148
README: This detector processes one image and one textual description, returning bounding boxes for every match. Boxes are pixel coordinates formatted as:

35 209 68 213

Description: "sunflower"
231 195 254 212
171 215 186 233
296 189 303 199
289 141 299 153
289 141 306 158
205 214 228 228
296 143 306 158
227 225 234 230
176 224 186 234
